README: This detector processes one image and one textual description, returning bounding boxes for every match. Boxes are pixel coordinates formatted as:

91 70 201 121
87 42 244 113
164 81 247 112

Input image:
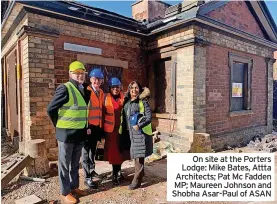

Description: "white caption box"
167 153 275 202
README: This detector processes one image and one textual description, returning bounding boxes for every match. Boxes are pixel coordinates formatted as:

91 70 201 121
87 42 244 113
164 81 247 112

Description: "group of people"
47 61 153 204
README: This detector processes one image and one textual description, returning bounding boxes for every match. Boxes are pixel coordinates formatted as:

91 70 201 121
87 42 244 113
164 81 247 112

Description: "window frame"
153 57 177 114
228 52 253 114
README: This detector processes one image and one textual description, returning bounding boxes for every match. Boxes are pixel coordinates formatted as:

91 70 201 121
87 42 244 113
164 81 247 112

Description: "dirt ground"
1 159 228 204
1 144 277 204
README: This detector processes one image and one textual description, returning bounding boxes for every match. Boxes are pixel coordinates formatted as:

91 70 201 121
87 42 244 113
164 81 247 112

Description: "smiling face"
130 82 140 98
69 69 86 84
90 77 103 90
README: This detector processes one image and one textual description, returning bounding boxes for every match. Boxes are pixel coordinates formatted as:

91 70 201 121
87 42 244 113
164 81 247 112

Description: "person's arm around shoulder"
47 84 69 127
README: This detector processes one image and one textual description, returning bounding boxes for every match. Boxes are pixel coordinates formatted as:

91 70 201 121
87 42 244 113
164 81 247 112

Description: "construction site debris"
247 134 277 152
20 176 46 182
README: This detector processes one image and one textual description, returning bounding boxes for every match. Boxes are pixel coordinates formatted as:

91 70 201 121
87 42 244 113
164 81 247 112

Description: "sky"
79 1 277 25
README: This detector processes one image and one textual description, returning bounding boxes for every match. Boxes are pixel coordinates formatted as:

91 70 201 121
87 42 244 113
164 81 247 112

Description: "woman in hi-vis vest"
119 81 153 190
103 77 130 186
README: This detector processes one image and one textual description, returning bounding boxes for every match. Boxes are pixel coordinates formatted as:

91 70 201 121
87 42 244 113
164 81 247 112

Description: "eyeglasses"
70 71 87 75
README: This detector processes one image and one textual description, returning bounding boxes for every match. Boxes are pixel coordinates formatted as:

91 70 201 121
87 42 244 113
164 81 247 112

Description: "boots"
128 158 144 190
118 170 126 182
112 164 121 186
128 178 142 190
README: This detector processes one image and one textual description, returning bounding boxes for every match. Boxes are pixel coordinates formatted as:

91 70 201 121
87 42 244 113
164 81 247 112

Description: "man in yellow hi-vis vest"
47 61 88 204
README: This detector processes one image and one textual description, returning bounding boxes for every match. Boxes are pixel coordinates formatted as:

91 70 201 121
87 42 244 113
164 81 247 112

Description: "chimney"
132 0 171 23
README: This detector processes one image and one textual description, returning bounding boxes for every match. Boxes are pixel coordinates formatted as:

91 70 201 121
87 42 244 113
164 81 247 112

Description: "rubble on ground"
145 141 181 163
247 133 277 153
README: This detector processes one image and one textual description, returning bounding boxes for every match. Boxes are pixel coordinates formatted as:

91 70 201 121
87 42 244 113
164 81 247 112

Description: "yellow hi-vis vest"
119 100 152 136
56 82 87 129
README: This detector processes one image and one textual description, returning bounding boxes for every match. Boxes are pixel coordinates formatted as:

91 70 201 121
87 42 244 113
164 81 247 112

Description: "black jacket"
120 87 153 159
47 79 90 143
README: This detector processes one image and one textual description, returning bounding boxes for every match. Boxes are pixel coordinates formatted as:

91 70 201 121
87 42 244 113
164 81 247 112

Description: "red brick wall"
54 35 147 90
206 1 265 38
206 44 267 135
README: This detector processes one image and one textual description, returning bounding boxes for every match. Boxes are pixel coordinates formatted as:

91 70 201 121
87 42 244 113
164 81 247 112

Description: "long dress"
104 96 130 164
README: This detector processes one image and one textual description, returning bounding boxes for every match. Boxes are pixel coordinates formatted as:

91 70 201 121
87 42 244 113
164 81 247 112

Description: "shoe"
91 171 99 178
128 177 142 190
61 193 77 204
91 171 101 182
71 188 87 196
84 178 98 189
112 175 119 186
128 182 141 190
118 171 127 181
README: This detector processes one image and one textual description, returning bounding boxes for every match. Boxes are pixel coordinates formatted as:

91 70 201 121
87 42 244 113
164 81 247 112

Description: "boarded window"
229 53 252 112
154 57 176 113
85 64 123 93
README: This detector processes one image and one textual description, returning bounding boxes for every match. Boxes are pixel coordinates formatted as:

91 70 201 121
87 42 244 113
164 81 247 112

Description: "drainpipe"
16 40 22 141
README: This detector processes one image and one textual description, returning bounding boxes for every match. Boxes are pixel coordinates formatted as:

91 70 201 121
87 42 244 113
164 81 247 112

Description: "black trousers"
131 157 145 184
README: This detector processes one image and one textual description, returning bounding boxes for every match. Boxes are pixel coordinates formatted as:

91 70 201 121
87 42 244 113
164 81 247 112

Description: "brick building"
2 0 277 162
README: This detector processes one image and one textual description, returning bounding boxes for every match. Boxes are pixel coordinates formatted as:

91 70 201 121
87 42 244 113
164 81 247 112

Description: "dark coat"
47 79 90 143
120 88 153 159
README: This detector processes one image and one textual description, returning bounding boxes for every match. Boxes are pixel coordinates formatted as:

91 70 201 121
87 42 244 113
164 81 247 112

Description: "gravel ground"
1 130 276 204
1 163 230 204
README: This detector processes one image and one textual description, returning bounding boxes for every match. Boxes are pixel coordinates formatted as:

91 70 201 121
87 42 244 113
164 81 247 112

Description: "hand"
133 125 139 131
87 129 91 135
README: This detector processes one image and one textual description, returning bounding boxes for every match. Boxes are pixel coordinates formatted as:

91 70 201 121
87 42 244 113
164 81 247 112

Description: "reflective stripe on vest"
104 93 124 133
56 82 87 129
88 86 104 127
119 99 152 136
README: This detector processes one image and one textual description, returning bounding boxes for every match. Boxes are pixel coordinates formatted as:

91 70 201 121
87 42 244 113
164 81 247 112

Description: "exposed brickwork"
267 58 274 133
54 35 147 88
194 25 273 58
27 13 141 49
193 45 207 133
176 46 194 138
22 35 56 152
273 52 277 80
1 4 24 36
147 22 274 151
2 1 276 155
211 126 267 150
148 26 195 49
206 1 265 38
132 0 148 22
132 0 169 22
206 44 267 135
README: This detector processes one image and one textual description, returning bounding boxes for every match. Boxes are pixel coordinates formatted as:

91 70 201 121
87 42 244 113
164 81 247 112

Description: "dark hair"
126 81 142 98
